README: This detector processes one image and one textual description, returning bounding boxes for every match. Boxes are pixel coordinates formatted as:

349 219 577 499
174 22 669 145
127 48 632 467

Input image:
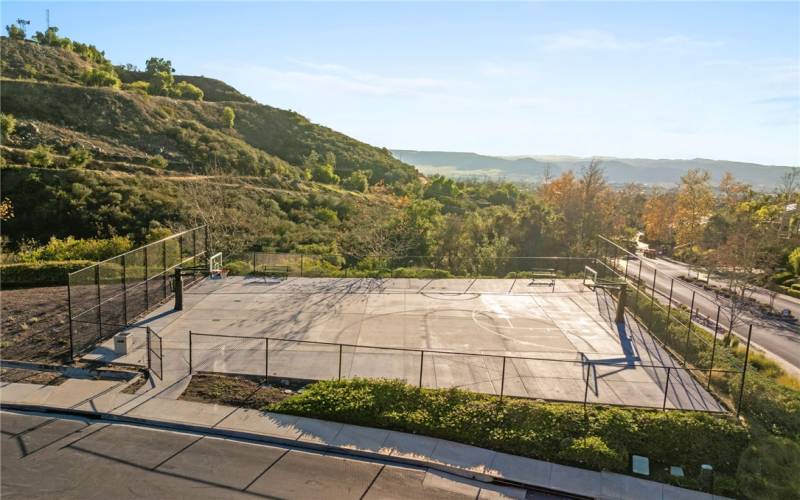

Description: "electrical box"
114 332 133 355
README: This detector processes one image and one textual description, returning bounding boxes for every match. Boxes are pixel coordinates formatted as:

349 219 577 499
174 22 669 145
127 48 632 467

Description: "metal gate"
146 327 163 380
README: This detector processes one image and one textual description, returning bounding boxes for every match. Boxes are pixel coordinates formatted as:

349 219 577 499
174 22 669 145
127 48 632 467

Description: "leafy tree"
643 189 677 245
67 147 93 168
674 169 714 247
145 57 174 74
1 113 16 141
175 81 204 101
82 68 121 88
344 171 369 192
27 144 54 167
147 70 174 96
33 27 72 49
147 155 168 169
312 163 340 184
6 24 25 40
222 106 236 128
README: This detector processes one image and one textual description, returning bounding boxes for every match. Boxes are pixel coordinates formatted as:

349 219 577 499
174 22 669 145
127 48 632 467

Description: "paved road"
619 255 800 374
1 410 562 500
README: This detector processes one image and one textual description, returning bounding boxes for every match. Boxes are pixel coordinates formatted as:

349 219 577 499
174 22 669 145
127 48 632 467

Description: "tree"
82 68 121 88
67 147 93 168
27 144 54 167
643 189 677 244
147 71 174 96
145 57 174 74
674 169 714 247
33 27 71 49
312 163 340 184
344 171 369 192
719 172 750 210
1 113 16 142
6 25 25 40
222 106 235 128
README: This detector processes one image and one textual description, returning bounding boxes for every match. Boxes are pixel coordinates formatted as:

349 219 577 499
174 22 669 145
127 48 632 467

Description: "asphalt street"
619 255 800 374
1 410 563 500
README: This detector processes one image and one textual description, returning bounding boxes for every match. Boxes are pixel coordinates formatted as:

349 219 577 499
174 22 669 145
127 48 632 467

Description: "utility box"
114 332 133 355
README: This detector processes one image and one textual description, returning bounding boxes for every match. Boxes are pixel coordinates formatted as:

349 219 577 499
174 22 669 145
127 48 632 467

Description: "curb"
0 402 589 499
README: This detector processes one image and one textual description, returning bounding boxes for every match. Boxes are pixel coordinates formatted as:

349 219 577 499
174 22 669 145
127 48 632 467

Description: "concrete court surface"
91 276 723 412
1 410 543 500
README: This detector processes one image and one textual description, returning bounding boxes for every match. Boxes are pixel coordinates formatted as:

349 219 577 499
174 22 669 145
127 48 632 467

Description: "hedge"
269 378 748 495
0 260 94 287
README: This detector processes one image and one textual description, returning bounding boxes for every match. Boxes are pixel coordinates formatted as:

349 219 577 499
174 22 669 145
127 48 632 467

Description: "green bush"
1 113 16 141
82 68 121 88
123 81 150 95
17 236 133 262
343 171 369 192
0 260 94 286
225 260 251 276
789 248 800 276
147 155 168 169
270 378 749 481
67 147 92 168
222 106 235 128
557 436 627 471
737 434 800 500
175 81 204 101
391 267 453 279
771 271 795 285
27 144 55 167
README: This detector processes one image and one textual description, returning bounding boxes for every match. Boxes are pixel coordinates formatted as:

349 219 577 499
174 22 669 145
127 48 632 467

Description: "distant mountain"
392 150 797 189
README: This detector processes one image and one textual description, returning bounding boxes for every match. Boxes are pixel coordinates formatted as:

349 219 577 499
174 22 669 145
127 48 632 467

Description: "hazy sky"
3 2 799 165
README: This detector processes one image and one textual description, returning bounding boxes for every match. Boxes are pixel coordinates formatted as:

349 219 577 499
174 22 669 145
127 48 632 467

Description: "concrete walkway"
1 378 729 500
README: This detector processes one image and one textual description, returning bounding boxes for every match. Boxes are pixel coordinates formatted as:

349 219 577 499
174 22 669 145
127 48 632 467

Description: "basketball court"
89 276 724 412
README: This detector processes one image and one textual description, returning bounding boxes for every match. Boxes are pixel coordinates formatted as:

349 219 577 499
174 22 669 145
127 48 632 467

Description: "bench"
528 268 557 287
254 265 289 283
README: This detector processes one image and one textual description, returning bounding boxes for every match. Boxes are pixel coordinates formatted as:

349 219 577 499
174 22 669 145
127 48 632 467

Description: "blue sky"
3 2 799 165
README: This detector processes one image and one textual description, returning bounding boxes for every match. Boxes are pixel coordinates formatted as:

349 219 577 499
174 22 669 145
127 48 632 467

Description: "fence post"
146 327 152 371
265 338 269 380
499 356 507 401
708 305 721 389
300 254 304 277
95 265 102 339
419 350 424 387
144 247 149 310
662 367 671 411
67 276 75 360
338 344 343 380
684 291 696 364
204 225 210 257
736 325 753 418
583 361 591 411
178 235 184 266
649 269 657 324
188 330 193 374
193 231 198 267
665 279 674 341
162 240 168 300
252 252 256 273
637 260 643 291
121 254 128 325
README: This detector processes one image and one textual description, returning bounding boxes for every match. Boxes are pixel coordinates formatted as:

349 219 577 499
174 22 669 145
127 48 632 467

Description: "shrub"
344 171 369 192
270 378 749 479
737 435 800 500
175 81 204 101
1 113 16 141
789 248 800 275
147 71 174 96
391 267 452 279
311 163 340 185
82 68 121 88
557 436 627 471
6 24 25 40
27 144 55 167
313 207 339 224
222 106 235 128
771 271 794 285
0 260 94 286
17 235 133 262
225 260 251 276
147 155 168 169
123 81 150 95
67 147 93 168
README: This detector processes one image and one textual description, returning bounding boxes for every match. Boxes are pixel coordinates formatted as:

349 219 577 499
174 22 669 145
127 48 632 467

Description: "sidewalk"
1 377 730 500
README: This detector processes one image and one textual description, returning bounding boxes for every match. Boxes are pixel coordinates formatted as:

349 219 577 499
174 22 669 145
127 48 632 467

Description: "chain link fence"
67 226 209 358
